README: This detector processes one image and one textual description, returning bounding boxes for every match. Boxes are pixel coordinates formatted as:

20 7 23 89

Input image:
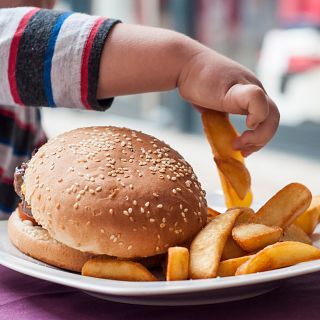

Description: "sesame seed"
79 190 85 195
96 186 102 192
128 245 133 250
150 218 155 223
123 210 129 216
172 189 177 194
160 223 166 228
89 189 95 194
109 209 114 214
157 204 163 209
128 208 133 214
133 200 137 206
76 194 81 200
73 203 79 209
140 207 145 213
156 246 160 251
58 178 63 182
145 202 150 207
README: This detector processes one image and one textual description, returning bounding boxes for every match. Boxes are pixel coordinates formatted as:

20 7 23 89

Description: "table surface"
1 265 320 320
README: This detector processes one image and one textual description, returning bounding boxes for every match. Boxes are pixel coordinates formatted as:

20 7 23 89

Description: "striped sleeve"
0 7 120 111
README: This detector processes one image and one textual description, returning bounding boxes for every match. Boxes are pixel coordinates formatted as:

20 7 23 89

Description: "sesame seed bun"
8 209 93 272
23 126 207 258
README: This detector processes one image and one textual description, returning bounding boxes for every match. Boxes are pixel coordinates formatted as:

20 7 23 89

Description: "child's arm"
98 24 279 156
0 8 279 157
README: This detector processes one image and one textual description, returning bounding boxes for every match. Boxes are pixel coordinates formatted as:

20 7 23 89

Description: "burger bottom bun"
8 210 164 273
8 209 94 272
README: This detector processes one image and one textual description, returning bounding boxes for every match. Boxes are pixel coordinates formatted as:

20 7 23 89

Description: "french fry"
214 157 251 200
82 256 157 281
202 110 253 208
251 183 312 228
232 223 283 252
166 247 189 281
227 207 255 226
208 207 221 218
217 255 252 277
190 209 241 279
281 224 312 245
221 237 246 260
236 241 320 275
221 207 255 259
294 195 320 235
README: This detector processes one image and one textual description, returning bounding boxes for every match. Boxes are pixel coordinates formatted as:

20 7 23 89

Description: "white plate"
1 194 320 306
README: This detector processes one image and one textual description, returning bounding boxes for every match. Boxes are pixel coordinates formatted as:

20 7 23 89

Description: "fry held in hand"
232 223 283 252
236 241 320 275
251 183 312 228
294 195 320 235
214 157 251 200
190 209 241 279
82 257 157 281
202 110 253 208
166 247 190 281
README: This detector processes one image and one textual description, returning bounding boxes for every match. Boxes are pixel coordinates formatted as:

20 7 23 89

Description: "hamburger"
9 126 207 272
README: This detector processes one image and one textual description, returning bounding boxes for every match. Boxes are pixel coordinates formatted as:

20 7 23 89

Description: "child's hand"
98 24 279 157
178 49 280 157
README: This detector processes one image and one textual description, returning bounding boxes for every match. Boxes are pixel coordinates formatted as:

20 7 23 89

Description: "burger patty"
14 162 33 218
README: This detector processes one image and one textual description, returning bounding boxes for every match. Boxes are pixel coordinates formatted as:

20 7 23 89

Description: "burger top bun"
24 126 207 258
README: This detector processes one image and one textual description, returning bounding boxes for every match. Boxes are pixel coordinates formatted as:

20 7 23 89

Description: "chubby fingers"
233 97 280 156
223 83 270 130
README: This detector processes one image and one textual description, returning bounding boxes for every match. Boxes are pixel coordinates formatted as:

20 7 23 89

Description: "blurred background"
43 0 320 204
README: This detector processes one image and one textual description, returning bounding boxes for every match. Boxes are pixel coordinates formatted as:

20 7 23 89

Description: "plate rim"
1 220 320 297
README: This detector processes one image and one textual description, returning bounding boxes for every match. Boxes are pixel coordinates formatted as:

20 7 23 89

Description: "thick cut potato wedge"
227 207 255 226
214 157 251 200
166 247 189 281
251 183 312 228
232 223 283 252
221 237 246 260
207 207 221 218
236 241 320 275
202 111 253 208
281 224 312 245
294 195 320 235
190 209 241 279
82 257 157 281
218 255 252 277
